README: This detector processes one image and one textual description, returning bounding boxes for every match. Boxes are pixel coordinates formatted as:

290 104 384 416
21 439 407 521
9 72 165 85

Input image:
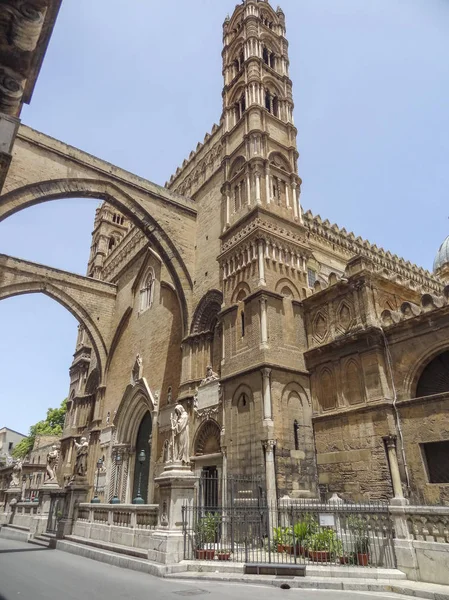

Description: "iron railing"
197 472 266 508
182 499 395 568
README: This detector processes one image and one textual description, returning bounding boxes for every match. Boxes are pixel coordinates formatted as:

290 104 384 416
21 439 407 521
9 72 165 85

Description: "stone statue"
10 459 22 488
200 365 219 386
131 354 143 385
45 445 59 482
170 404 189 463
73 437 89 478
193 388 199 417
167 386 172 405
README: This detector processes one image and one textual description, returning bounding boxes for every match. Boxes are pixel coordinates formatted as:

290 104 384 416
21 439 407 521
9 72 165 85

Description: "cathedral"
1 0 449 510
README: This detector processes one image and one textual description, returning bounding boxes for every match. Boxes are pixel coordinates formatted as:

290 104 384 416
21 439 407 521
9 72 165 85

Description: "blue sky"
1 0 448 435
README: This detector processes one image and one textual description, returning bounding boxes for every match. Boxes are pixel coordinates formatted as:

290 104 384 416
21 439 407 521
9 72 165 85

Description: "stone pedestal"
31 482 63 537
57 480 89 539
147 462 197 564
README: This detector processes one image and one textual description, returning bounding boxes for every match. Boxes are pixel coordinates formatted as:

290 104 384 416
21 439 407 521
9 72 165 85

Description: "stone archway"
0 256 117 379
111 379 158 503
0 178 193 334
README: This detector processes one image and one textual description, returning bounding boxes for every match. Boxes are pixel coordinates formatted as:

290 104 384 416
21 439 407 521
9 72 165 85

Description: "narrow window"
273 96 279 118
140 269 155 312
265 90 271 112
108 237 116 252
307 268 317 289
294 420 299 451
270 53 276 69
240 50 244 69
263 47 269 65
422 441 449 483
241 311 245 337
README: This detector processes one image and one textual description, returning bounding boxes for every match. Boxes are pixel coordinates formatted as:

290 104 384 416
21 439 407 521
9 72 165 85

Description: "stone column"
384 435 404 500
263 440 278 522
265 165 271 204
225 193 230 228
246 173 251 207
255 172 261 204
291 182 298 219
260 297 268 347
285 183 290 209
257 240 266 286
261 368 272 421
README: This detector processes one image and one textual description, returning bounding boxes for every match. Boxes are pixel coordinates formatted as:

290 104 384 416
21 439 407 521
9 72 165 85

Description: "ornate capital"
383 435 397 450
261 367 271 379
263 439 276 451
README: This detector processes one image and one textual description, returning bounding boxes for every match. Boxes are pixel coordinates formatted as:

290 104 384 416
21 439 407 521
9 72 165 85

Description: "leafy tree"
12 398 67 459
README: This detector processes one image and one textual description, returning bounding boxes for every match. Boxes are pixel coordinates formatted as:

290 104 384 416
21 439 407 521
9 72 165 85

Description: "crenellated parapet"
165 122 224 198
303 210 442 293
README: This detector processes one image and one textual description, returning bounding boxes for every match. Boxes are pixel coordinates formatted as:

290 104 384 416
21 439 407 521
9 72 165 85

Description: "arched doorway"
194 420 222 508
132 411 152 502
416 351 449 397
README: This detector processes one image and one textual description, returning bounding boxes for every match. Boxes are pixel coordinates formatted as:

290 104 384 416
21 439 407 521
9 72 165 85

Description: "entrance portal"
132 412 152 503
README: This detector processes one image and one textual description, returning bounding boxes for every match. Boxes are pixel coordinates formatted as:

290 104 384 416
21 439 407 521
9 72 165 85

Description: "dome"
434 235 449 272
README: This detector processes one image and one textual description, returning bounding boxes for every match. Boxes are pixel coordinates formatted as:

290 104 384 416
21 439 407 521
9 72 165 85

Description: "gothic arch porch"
110 379 158 504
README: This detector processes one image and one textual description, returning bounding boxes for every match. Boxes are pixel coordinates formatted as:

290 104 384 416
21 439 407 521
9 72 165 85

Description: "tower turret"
221 0 302 231
87 203 130 280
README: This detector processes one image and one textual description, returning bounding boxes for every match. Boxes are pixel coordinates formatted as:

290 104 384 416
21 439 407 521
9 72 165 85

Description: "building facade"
0 428 25 461
1 0 449 508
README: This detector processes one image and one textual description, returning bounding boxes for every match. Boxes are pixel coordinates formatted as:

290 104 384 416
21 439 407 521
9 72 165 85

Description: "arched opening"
132 411 152 503
416 351 449 397
0 294 80 435
195 420 222 508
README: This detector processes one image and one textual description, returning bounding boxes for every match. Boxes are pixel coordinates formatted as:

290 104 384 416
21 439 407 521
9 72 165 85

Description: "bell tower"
221 0 302 230
219 1 318 502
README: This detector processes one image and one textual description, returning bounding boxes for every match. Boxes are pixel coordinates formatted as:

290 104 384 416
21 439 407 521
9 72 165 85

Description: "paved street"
0 538 410 600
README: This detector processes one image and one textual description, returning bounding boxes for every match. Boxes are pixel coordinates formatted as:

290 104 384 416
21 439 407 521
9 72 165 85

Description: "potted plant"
292 514 318 556
307 529 341 563
354 536 370 566
194 512 220 560
348 516 370 566
216 548 232 561
273 526 292 553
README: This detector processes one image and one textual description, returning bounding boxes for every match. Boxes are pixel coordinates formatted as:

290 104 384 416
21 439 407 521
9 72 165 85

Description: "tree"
12 398 67 459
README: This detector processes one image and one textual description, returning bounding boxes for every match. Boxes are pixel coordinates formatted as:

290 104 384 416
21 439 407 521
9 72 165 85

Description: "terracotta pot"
357 553 369 566
290 544 306 557
309 550 330 563
339 556 349 565
217 552 231 561
195 549 215 560
277 544 286 553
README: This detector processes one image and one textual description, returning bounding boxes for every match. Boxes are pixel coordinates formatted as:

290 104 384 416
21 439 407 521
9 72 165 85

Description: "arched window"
293 420 299 450
265 90 279 117
139 268 155 312
263 47 269 65
270 52 276 70
416 351 449 397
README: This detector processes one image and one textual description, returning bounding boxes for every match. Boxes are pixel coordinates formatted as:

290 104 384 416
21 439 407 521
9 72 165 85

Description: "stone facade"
1 0 449 509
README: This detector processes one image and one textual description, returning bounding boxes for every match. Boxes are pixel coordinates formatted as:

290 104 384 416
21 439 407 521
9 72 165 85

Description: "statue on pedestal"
200 365 219 387
170 404 189 464
45 445 59 483
10 459 22 488
73 437 89 478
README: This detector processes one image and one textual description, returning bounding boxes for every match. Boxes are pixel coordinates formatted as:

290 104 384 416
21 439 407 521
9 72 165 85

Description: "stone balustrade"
73 503 159 551
11 502 39 529
392 504 449 543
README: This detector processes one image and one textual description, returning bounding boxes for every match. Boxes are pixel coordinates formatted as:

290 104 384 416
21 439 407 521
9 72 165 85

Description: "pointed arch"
113 379 158 446
0 178 192 334
343 359 364 405
190 290 223 334
0 280 108 379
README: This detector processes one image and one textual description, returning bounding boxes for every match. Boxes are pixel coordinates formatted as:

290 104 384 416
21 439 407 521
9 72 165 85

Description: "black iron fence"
182 499 395 568
197 473 266 509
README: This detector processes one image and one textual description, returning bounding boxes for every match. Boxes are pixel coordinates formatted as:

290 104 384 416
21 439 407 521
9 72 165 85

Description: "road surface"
0 538 410 600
